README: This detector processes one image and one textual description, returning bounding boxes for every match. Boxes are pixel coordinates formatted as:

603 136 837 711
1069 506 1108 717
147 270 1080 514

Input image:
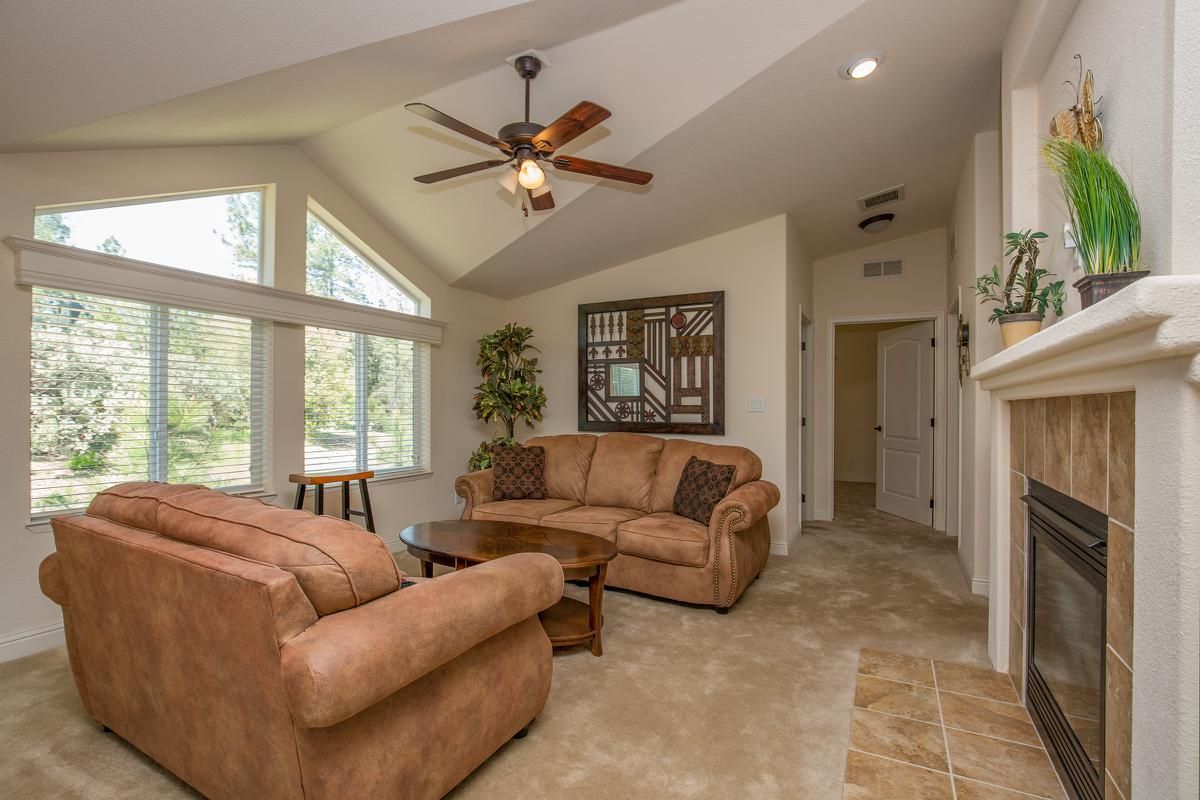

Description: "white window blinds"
30 287 269 514
304 327 429 475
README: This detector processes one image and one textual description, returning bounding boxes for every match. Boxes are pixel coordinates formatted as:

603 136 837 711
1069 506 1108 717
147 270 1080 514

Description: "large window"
29 189 269 515
35 188 264 282
31 289 268 514
303 209 429 475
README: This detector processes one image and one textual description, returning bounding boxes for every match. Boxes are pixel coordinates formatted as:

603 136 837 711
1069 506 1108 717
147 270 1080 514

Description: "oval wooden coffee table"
399 519 618 656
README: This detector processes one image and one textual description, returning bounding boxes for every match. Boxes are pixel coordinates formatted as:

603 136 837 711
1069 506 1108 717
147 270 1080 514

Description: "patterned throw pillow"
673 456 736 525
491 444 548 501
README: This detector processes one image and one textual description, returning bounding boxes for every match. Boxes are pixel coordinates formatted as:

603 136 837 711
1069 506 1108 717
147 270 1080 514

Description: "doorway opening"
831 318 938 527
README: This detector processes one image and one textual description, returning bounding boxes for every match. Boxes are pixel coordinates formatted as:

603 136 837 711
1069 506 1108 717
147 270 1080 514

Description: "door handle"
874 425 883 432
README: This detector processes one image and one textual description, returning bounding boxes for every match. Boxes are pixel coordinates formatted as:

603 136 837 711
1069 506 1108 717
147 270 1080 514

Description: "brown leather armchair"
40 482 563 800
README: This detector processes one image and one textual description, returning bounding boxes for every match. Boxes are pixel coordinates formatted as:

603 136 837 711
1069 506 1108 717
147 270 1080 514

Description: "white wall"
949 131 1002 594
785 217 814 544
810 227 949 524
505 215 800 551
0 144 504 660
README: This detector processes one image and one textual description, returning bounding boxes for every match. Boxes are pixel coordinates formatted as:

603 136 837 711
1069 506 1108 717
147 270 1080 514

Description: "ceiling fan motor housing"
513 54 543 80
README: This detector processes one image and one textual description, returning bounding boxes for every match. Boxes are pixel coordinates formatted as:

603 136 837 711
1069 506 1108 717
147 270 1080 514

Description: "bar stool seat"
289 470 376 533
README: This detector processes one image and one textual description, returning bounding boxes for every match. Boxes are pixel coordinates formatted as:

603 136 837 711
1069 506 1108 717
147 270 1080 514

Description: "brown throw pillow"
491 444 547 501
673 455 736 525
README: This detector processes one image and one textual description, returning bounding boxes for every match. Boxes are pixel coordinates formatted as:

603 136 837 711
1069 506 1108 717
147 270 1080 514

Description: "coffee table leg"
588 563 606 656
421 559 434 578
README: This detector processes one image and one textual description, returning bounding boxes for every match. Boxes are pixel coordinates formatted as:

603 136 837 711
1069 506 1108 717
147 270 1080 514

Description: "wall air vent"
857 184 906 212
862 259 903 279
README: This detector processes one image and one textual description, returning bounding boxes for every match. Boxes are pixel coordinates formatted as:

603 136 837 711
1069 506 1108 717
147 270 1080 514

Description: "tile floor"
842 649 1067 800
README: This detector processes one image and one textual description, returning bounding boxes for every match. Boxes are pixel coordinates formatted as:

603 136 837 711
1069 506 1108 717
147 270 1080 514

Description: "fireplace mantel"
971 275 1200 800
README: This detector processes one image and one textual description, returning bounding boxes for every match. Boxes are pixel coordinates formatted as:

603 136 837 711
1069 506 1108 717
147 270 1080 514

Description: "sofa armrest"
39 553 68 606
454 469 494 516
710 480 780 535
279 552 563 728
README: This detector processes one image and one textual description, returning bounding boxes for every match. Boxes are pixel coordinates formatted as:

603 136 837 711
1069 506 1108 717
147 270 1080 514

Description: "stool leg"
341 481 351 521
315 484 325 516
293 485 306 510
359 478 376 533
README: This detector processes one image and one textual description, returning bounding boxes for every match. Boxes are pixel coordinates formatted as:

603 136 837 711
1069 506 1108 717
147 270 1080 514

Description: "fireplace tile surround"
973 276 1200 800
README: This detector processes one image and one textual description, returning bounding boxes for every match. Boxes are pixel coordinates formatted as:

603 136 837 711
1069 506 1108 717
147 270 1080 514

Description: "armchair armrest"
710 480 780 535
279 552 563 728
454 469 494 516
39 553 68 606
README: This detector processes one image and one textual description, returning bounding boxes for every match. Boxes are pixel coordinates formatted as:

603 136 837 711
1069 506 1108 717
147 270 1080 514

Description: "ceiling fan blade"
527 188 555 211
551 155 652 185
532 101 611 153
405 102 511 152
413 159 510 184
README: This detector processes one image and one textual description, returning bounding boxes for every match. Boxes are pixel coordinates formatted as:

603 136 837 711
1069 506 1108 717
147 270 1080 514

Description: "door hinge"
931 336 936 347
802 416 807 427
931 417 935 427
801 341 807 351
802 493 806 503
929 497 934 509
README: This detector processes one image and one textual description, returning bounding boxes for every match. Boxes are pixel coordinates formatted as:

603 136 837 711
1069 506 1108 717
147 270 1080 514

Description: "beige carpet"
0 483 989 799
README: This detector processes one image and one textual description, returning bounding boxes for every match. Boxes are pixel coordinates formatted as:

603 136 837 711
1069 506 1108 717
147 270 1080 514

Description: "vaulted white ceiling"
1 0 1015 298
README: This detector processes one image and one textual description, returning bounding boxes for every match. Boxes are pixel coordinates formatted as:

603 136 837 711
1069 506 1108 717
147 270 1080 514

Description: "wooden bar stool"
289 470 376 533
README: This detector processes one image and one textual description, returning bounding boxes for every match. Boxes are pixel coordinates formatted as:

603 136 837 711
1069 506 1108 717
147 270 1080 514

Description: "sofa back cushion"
583 433 665 512
523 434 597 503
650 439 762 513
86 481 208 531
146 486 402 615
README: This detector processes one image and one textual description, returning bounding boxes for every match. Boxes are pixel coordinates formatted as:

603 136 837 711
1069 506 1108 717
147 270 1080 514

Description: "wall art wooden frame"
578 291 724 435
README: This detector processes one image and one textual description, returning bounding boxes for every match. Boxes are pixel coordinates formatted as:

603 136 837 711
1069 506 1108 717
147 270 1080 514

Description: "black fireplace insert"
1023 479 1107 800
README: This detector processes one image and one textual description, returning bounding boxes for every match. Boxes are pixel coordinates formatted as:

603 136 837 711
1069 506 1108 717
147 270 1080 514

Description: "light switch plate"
748 396 765 413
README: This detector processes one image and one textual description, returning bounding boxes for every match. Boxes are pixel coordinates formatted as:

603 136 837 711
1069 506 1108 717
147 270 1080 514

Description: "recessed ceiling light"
859 213 895 233
839 51 885 80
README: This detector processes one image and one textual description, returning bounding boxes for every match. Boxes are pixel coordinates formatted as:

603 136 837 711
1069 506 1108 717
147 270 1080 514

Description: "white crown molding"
5 236 447 345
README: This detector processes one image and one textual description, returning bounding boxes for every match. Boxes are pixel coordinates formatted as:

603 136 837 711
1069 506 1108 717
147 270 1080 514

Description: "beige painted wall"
832 322 909 484
785 216 814 538
0 144 505 659
948 131 1002 594
811 227 949 523
505 215 802 550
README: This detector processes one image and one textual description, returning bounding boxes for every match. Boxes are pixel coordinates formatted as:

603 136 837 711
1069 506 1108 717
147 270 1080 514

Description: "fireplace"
1023 479 1107 800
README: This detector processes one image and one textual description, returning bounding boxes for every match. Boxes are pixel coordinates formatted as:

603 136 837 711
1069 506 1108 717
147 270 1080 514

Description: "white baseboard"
770 525 804 556
969 576 990 596
0 621 65 663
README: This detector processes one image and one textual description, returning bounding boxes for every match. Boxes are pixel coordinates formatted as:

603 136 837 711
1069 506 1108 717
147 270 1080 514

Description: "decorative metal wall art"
578 291 724 434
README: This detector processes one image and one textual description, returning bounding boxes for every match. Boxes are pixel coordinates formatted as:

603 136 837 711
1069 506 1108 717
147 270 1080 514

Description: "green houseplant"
1042 137 1145 308
976 230 1066 349
467 323 548 470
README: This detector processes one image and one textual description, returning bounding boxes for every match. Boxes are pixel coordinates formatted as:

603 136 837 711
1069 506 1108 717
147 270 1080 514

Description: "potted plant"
977 229 1066 349
467 323 548 470
1043 137 1145 308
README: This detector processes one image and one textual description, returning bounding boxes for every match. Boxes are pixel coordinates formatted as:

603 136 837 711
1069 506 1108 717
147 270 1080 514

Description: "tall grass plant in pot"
977 230 1066 349
1043 137 1146 308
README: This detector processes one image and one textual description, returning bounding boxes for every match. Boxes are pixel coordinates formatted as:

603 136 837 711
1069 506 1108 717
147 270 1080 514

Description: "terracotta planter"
998 312 1044 349
1074 270 1150 309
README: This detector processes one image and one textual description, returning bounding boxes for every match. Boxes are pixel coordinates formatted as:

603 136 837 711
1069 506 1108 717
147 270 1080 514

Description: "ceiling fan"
406 54 653 214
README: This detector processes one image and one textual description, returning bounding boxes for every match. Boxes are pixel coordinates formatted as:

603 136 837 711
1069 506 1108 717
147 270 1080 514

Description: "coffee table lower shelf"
539 597 604 651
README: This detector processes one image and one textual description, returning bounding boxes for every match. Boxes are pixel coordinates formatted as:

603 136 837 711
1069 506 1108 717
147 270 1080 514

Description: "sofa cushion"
583 433 665 512
616 512 710 567
86 481 208 531
540 505 643 542
650 440 762 513
473 498 578 524
523 434 597 503
673 456 737 525
491 444 547 501
156 487 402 616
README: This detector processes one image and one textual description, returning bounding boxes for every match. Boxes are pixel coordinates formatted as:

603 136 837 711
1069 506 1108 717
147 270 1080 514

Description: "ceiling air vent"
863 259 903 279
857 184 906 212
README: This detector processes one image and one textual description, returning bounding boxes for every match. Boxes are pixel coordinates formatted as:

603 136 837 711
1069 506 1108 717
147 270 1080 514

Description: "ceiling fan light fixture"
839 50 884 80
531 173 553 198
517 158 545 190
859 212 895 233
496 166 520 194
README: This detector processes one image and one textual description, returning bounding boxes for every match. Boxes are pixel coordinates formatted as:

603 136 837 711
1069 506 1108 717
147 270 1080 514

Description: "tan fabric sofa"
455 433 779 610
39 482 563 800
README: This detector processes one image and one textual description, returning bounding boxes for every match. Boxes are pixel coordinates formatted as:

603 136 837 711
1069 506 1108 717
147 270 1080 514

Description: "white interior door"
875 320 934 525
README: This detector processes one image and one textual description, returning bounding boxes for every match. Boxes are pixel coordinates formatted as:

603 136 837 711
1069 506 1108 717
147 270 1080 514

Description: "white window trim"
6 236 447 345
